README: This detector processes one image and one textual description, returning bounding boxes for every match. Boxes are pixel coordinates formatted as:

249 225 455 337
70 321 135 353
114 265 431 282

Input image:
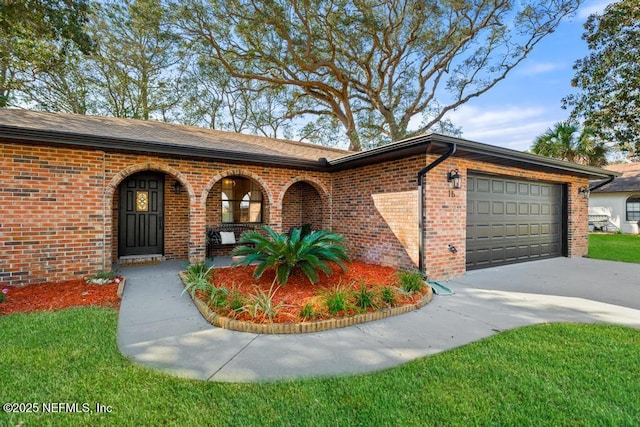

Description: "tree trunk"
346 126 361 151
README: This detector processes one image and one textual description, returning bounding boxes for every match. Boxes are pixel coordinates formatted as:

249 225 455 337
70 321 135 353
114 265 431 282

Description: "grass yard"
588 233 640 263
1 308 639 426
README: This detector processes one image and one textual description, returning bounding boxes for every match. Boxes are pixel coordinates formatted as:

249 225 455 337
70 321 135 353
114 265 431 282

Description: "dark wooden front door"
119 173 164 256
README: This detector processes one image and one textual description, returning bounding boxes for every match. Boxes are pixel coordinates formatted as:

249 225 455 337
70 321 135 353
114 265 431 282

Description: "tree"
88 0 184 120
18 49 94 114
180 57 294 138
531 121 608 166
0 0 93 107
563 0 640 159
175 0 582 150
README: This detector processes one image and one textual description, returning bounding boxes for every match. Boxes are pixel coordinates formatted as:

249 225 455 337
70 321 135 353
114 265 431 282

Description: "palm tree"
531 121 608 166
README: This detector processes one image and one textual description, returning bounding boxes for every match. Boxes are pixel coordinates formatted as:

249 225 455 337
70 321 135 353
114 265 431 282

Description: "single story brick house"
0 109 616 286
589 163 640 234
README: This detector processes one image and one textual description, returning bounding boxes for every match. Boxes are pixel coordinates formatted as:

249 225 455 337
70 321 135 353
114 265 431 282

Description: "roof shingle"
0 109 351 162
593 163 640 193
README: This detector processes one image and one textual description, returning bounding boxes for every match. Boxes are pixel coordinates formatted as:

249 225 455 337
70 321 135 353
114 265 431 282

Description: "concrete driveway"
446 257 640 310
117 257 640 382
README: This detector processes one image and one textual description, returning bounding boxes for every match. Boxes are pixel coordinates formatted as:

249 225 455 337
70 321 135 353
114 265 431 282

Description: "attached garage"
466 174 564 270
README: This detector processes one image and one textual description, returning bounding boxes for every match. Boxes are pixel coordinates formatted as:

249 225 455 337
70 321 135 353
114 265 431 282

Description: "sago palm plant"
232 226 349 285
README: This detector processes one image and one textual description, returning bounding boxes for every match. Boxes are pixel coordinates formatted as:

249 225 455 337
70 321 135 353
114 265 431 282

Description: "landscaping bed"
181 261 432 334
0 278 122 316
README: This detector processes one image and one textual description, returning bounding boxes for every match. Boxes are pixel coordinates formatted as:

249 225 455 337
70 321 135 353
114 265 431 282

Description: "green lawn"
1 308 639 426
588 233 640 263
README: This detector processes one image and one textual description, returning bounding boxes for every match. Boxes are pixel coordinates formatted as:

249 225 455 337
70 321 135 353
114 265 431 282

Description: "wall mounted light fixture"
578 186 590 199
447 169 461 189
172 180 183 194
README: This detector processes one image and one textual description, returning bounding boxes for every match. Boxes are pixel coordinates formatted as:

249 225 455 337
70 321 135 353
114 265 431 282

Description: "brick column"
189 194 207 263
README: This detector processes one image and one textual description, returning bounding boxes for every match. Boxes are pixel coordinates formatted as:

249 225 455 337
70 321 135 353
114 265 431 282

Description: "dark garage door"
466 174 564 269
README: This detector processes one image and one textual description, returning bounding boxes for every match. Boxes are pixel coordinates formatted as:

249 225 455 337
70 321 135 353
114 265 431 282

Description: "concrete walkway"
117 258 640 383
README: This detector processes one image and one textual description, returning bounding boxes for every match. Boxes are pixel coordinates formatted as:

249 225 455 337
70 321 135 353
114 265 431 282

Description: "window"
627 196 640 221
221 177 263 223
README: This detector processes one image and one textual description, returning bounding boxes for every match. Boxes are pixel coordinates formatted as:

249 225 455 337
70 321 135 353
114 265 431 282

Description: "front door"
119 173 164 256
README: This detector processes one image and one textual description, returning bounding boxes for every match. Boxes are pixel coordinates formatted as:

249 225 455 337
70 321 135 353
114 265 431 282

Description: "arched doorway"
205 175 270 257
282 181 325 233
112 171 189 262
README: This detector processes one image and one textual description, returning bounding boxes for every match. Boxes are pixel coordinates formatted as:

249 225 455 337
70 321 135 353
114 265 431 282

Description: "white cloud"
444 105 560 151
517 61 564 76
577 0 613 20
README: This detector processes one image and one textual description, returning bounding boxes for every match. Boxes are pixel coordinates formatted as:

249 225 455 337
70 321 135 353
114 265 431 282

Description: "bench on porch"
206 224 260 258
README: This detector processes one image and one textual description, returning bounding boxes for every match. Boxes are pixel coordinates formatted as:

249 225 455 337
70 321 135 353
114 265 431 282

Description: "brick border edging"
178 273 433 334
117 278 126 298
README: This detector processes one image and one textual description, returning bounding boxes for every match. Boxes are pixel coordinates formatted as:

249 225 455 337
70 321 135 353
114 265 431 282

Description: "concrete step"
118 254 165 266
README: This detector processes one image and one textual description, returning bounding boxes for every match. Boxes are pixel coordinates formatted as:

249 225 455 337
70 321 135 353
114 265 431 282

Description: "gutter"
417 142 457 273
588 175 615 192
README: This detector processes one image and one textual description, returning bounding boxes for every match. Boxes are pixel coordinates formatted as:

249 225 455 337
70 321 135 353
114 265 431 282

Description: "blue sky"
443 0 614 152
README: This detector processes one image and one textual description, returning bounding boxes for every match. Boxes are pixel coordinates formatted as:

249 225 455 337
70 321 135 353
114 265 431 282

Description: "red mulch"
203 261 426 323
0 279 121 315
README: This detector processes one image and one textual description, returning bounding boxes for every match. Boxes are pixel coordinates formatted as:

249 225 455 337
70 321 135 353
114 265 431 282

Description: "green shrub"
182 262 216 296
244 284 285 323
225 286 247 313
232 225 349 285
354 283 377 310
397 270 426 294
92 270 117 281
299 303 317 320
380 286 398 306
206 286 229 309
86 270 119 284
321 285 352 314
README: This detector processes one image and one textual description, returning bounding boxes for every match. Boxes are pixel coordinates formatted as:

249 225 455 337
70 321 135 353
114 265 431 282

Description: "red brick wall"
0 141 332 285
0 142 105 285
332 156 423 269
164 175 189 260
282 181 323 232
205 180 223 227
0 139 590 286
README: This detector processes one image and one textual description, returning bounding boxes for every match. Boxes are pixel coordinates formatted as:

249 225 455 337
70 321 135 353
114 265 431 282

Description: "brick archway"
279 176 332 231
106 163 195 200
105 162 195 265
200 168 273 209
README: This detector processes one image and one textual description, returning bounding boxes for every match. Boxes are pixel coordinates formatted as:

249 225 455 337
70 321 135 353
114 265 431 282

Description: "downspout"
102 151 107 271
588 175 615 192
418 143 457 273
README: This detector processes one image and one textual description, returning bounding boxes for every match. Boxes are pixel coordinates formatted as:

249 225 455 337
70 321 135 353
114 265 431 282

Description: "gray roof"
0 109 350 169
592 163 640 193
0 109 617 179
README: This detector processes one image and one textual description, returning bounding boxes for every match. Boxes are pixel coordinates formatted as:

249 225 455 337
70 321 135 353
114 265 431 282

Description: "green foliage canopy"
0 0 93 107
563 0 640 158
175 0 582 150
531 121 608 166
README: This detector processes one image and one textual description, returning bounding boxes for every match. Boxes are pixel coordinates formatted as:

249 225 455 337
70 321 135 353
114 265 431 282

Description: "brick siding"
0 140 589 286
281 181 324 232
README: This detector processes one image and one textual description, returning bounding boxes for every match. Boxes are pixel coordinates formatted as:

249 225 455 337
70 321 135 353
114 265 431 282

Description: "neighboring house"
0 110 616 286
589 163 640 234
